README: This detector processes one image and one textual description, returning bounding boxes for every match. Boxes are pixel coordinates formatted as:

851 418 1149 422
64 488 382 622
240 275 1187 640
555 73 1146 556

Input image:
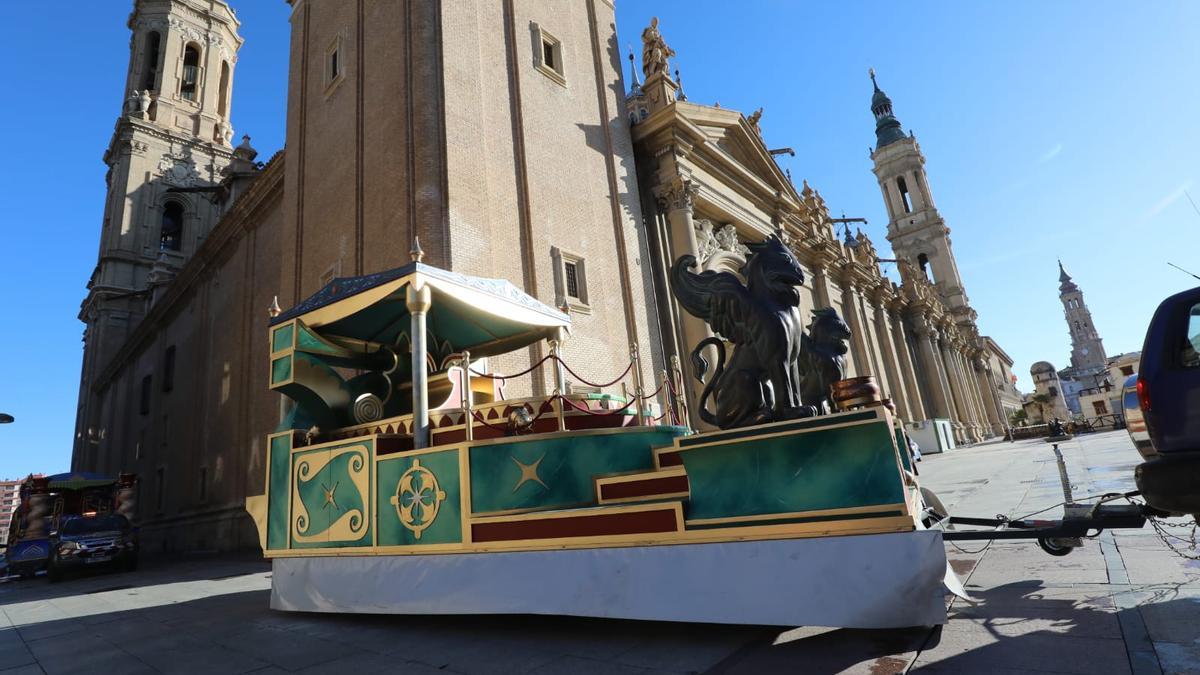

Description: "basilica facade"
72 1 1014 552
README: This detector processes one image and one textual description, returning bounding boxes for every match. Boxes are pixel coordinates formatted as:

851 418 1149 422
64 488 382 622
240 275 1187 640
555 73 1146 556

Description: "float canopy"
272 261 570 358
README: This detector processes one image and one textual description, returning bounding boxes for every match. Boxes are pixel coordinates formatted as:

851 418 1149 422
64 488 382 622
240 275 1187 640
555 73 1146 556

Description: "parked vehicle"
1134 286 1200 516
1123 374 1155 459
3 472 137 579
46 514 138 582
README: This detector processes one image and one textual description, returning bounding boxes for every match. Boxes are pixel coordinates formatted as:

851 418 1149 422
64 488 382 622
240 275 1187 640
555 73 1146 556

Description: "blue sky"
1 2 1197 478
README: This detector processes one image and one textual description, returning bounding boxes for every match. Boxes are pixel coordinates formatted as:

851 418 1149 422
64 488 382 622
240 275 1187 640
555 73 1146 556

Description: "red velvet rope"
468 353 554 380
557 358 634 389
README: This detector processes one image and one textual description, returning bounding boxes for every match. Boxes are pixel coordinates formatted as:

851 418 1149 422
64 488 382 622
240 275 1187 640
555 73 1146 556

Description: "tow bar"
933 444 1165 557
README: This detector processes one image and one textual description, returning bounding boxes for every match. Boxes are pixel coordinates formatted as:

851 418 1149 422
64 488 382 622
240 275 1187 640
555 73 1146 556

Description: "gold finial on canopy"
268 295 281 318
410 236 425 263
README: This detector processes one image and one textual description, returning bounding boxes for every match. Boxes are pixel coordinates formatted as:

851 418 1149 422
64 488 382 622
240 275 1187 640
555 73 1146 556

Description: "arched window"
1049 386 1058 397
917 253 932 280
897 176 912 213
180 44 201 101
142 32 161 91
160 201 183 251
217 61 230 118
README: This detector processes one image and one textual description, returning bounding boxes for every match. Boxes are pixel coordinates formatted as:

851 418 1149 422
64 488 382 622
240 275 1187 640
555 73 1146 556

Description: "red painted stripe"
472 507 679 543
600 474 689 501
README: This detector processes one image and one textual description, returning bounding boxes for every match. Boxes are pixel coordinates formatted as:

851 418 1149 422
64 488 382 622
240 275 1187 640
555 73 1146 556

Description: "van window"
1184 303 1200 368
1123 389 1139 411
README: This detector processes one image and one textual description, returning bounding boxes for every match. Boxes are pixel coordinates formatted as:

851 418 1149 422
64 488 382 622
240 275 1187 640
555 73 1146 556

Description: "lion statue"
798 308 852 414
670 235 852 429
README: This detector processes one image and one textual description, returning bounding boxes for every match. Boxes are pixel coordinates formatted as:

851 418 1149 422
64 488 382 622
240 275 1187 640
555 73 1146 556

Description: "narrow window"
324 35 345 93
533 24 566 86
162 346 176 393
1092 400 1107 415
142 32 161 91
1182 303 1200 368
217 62 230 118
198 467 208 503
552 247 589 312
140 375 152 415
160 201 183 251
155 467 165 513
564 261 580 300
897 176 912 213
180 44 201 101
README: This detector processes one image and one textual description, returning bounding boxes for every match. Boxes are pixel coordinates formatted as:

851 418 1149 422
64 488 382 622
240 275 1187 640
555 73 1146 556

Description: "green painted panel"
376 450 462 546
266 434 292 551
271 355 292 384
290 442 372 549
470 428 686 514
681 420 906 522
272 324 294 353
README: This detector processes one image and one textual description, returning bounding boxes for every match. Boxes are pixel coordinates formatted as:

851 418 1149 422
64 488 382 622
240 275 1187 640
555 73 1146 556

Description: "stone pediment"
676 102 800 202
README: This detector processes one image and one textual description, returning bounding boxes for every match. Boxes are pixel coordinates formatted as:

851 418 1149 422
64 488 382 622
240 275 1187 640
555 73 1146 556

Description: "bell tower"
73 0 243 467
869 70 972 322
1057 261 1108 371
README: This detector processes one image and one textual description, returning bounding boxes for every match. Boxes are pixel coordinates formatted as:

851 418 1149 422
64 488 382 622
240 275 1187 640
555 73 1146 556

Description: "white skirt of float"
270 530 949 629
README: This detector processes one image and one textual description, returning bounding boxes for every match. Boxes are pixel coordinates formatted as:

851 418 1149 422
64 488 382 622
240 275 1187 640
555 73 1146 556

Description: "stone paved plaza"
2 430 1198 674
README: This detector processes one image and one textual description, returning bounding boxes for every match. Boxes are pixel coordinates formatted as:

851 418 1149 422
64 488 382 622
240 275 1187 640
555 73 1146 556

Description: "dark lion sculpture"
799 308 852 414
670 235 852 429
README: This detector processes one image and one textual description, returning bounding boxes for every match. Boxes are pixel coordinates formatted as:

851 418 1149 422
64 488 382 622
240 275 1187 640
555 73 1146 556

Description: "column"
873 295 911 420
950 347 984 442
840 277 874 378
961 349 992 439
973 356 1005 436
938 337 970 443
654 178 708 426
810 263 833 309
892 306 927 419
407 282 432 448
915 324 952 421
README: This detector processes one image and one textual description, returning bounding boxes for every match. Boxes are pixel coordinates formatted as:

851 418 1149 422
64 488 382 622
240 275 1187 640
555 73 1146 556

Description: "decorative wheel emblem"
390 459 446 540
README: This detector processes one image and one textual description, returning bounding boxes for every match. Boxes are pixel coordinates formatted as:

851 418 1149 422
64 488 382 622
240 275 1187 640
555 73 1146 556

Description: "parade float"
246 237 952 629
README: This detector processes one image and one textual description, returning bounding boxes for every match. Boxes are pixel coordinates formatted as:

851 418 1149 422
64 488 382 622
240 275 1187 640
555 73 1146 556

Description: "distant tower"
868 70 972 322
1057 261 1108 371
73 0 243 465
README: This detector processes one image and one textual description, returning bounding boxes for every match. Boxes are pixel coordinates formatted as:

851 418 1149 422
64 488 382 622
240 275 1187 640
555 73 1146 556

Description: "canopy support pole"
407 283 432 449
551 329 567 432
460 349 473 442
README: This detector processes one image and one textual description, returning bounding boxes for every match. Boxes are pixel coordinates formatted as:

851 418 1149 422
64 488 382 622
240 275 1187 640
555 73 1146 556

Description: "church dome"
1030 361 1057 375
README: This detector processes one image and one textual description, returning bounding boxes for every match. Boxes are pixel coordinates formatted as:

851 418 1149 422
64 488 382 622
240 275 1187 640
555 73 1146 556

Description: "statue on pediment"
641 17 675 78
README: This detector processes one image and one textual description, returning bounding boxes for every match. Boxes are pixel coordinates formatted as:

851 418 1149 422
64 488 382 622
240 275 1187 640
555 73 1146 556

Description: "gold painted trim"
684 502 909 527
469 500 683 525
672 415 886 454
673 408 885 449
594 467 689 505
261 512 916 559
459 445 472 544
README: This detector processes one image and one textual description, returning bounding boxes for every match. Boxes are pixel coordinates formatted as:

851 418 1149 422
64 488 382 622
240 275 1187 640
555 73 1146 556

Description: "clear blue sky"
1 2 1197 478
